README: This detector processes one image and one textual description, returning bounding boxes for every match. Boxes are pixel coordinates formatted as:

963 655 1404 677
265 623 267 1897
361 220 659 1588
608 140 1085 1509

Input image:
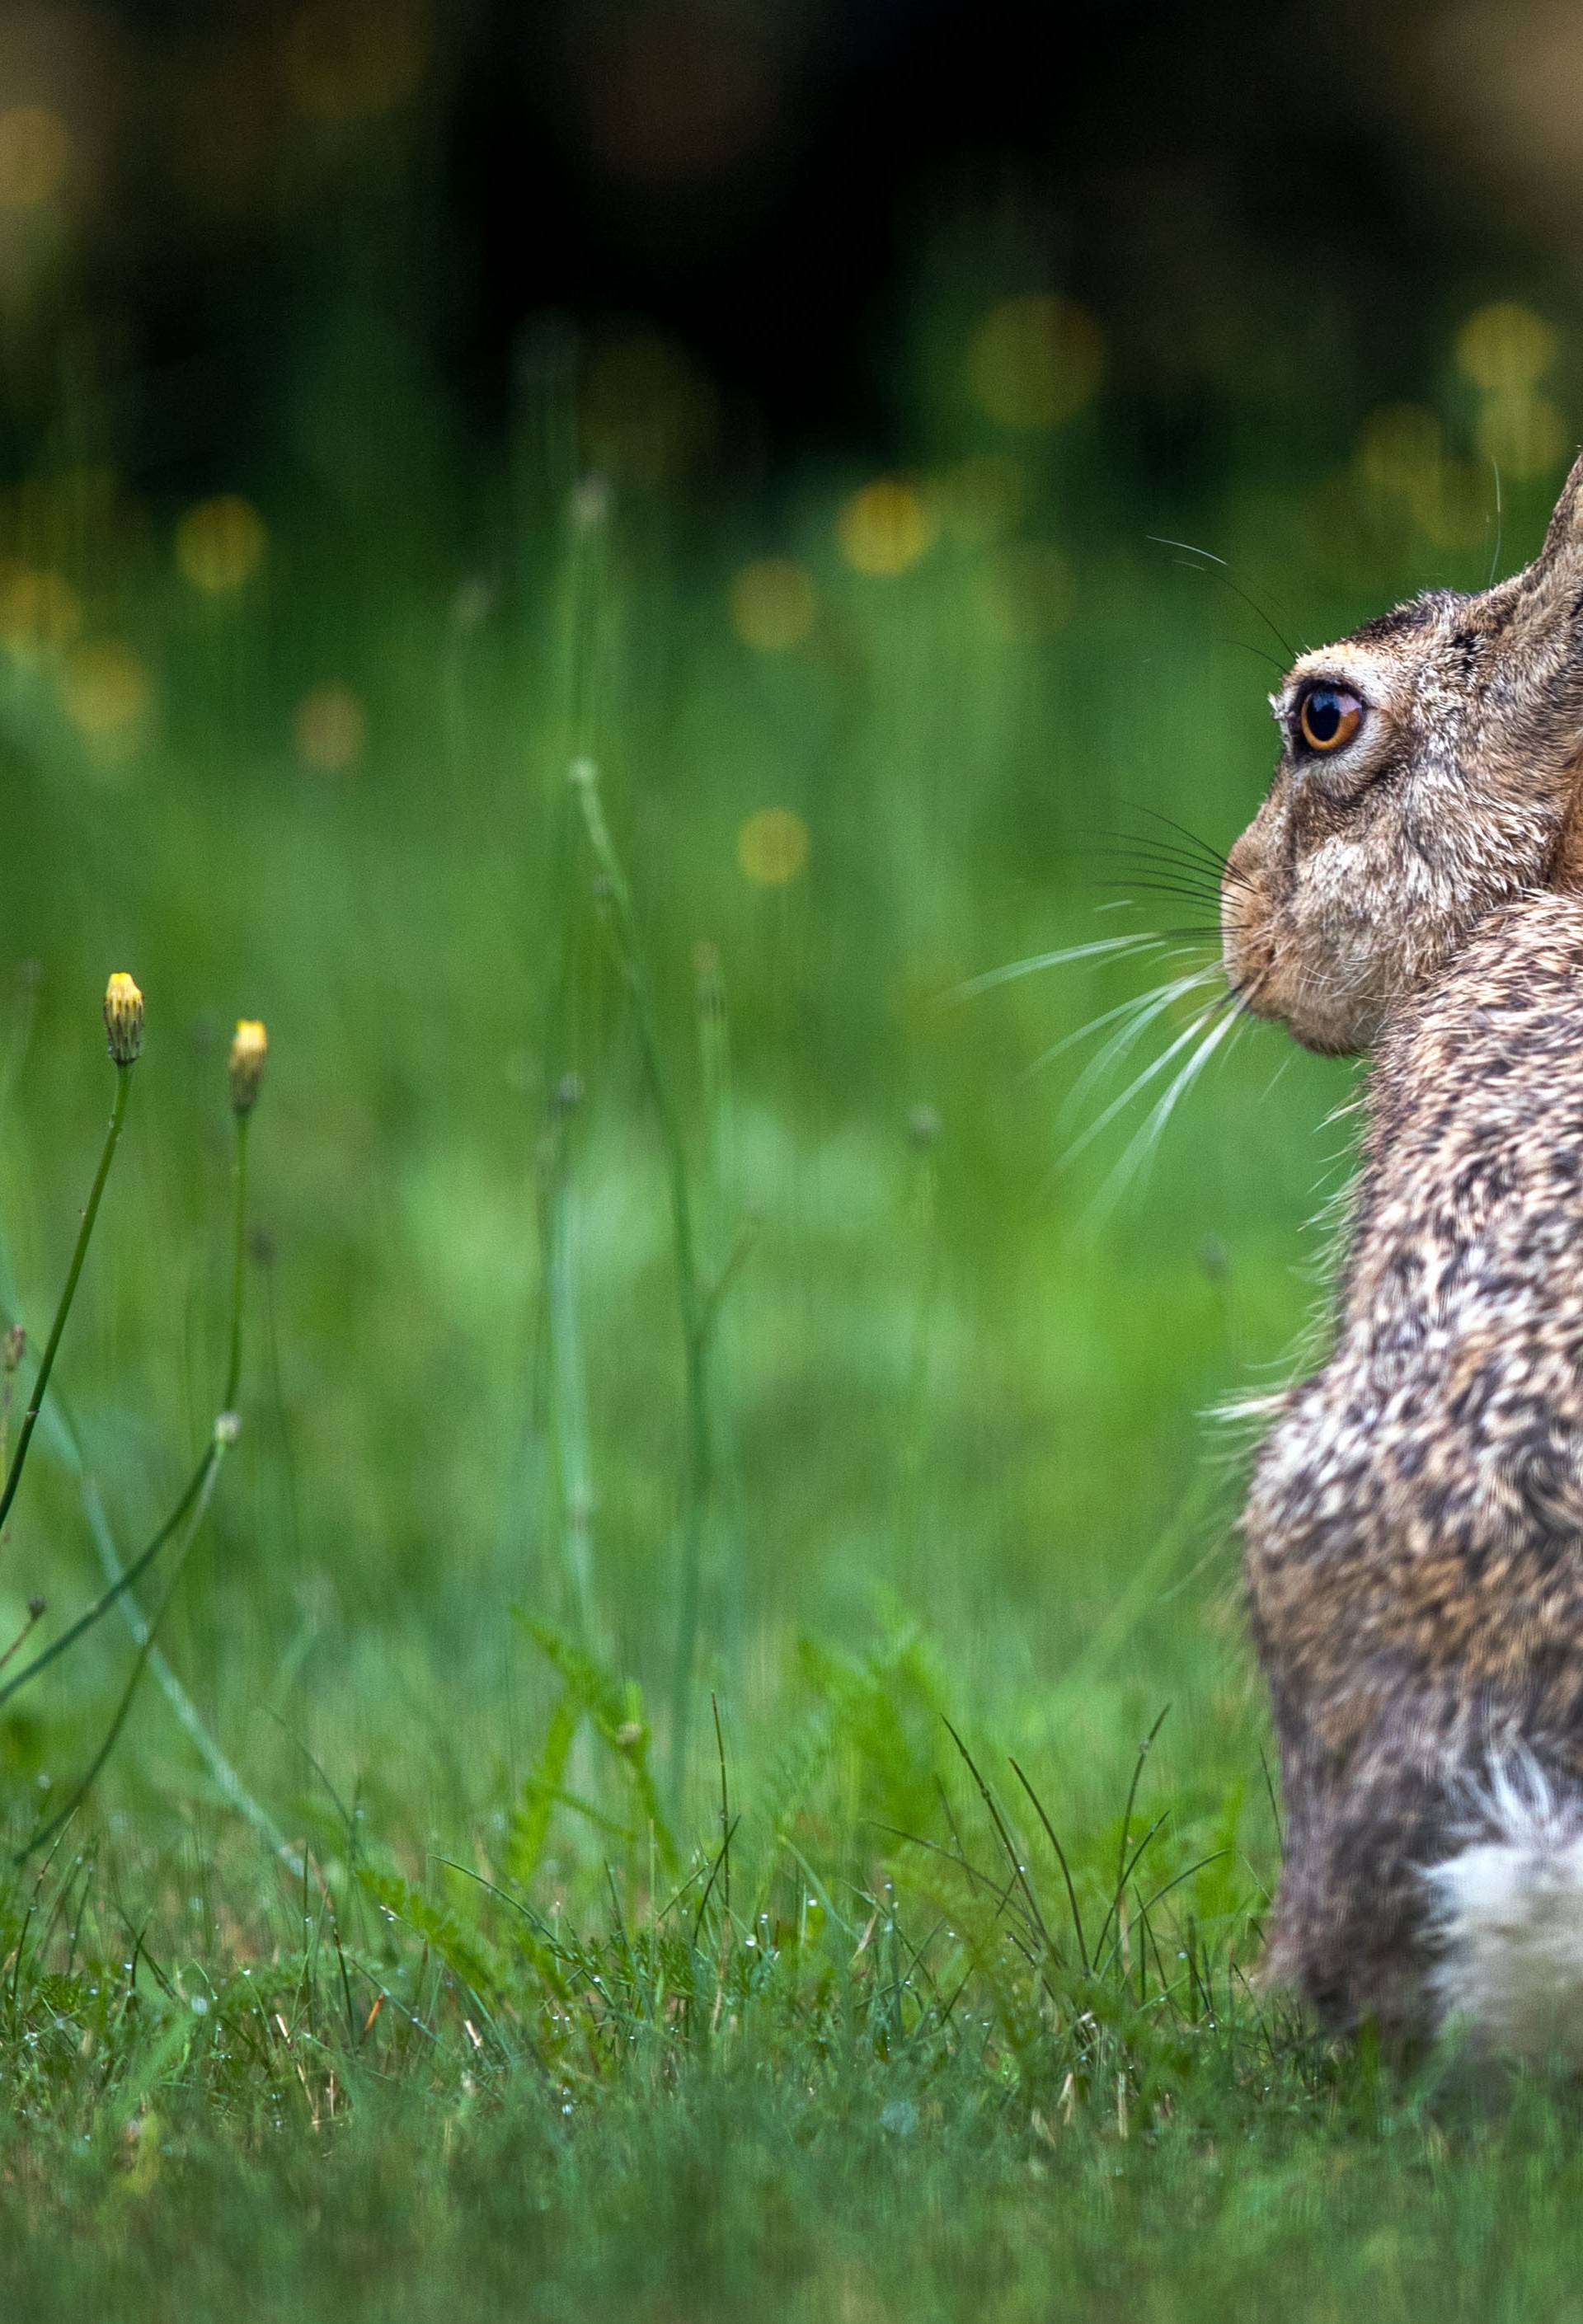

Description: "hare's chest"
1243 1340 1583 1719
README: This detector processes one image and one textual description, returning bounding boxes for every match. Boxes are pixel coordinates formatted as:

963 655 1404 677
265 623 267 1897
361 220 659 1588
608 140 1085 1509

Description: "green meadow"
0 299 1577 2317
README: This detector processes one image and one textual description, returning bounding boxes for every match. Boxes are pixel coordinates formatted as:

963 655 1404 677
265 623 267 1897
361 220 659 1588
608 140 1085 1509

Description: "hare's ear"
1490 449 1583 894
1535 456 1583 892
1520 449 1583 617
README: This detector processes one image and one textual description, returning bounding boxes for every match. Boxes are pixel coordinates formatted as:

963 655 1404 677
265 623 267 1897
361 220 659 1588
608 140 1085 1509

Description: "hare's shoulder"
1372 893 1583 1156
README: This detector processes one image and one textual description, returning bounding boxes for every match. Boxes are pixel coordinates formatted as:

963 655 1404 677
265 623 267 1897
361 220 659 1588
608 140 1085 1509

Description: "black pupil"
1305 689 1342 744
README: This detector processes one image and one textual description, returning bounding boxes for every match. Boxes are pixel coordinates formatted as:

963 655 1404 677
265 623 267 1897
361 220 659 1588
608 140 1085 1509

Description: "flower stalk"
0 976 143 1542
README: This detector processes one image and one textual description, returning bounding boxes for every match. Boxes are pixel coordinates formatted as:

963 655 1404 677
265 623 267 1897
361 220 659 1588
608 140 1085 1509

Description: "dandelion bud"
229 1020 267 1115
103 972 144 1065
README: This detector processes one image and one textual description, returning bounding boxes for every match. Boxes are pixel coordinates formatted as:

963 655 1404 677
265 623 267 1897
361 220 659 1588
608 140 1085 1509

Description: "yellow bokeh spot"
836 480 937 577
62 641 150 739
0 107 71 211
736 806 809 887
284 0 428 122
1413 459 1490 552
581 334 717 485
984 542 1075 640
1355 405 1444 499
294 683 365 772
934 453 1029 543
1456 303 1557 394
176 495 268 593
967 294 1104 431
1473 389 1570 481
730 558 818 652
0 565 80 657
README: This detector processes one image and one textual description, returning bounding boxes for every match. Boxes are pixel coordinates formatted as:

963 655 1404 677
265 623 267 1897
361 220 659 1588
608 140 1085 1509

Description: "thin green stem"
0 1445 214 1711
15 1430 231 1864
225 1111 249 1411
2 1100 298 1866
571 762 712 1803
0 1104 248 1702
0 1063 131 1539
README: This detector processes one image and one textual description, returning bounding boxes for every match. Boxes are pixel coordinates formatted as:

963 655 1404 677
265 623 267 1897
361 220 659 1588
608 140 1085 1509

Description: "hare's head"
1222 453 1583 1054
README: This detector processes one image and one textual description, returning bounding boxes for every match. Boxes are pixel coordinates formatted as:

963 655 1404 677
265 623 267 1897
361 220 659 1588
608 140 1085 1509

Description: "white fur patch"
1426 1761 1583 2060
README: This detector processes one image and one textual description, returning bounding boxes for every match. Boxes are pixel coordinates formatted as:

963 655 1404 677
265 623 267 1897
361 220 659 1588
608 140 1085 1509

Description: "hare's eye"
1297 684 1364 754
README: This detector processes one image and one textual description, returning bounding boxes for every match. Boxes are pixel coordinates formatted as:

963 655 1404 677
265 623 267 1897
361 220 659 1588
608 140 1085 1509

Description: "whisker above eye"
1221 636 1288 674
1145 535 1299 661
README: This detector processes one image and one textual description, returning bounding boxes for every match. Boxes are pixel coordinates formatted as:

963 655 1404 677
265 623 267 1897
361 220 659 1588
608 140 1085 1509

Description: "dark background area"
2 0 1577 490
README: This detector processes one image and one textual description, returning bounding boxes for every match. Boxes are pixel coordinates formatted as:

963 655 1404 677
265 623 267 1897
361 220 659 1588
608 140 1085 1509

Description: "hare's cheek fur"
1222 798 1402 1055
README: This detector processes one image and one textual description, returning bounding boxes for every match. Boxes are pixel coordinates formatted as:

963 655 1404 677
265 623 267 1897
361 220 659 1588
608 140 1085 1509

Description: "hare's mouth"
1220 857 1379 1057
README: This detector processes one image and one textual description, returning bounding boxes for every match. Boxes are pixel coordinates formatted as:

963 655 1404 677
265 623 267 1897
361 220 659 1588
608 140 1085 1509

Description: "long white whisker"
1057 966 1224 1120
1083 1003 1243 1227
1061 995 1231 1167
1117 1002 1242 1171
952 933 1172 1002
1260 1045 1299 1101
1019 960 1221 1088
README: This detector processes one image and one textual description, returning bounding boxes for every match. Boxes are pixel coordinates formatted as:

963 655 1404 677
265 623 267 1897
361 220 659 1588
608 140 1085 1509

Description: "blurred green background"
0 0 1580 1871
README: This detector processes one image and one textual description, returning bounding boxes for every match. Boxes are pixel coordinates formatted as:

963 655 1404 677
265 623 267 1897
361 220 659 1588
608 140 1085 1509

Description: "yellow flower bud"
103 971 143 1065
229 1019 267 1115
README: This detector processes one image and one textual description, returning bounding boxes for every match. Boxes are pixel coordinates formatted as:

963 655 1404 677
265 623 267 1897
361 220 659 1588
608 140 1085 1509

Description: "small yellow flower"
835 481 937 577
967 295 1105 431
1413 459 1488 552
103 972 144 1066
1355 405 1443 500
737 807 809 887
176 495 268 593
0 107 71 211
730 558 818 651
1473 389 1569 481
294 683 364 772
63 641 150 740
0 566 81 658
1455 303 1556 394
229 1020 268 1115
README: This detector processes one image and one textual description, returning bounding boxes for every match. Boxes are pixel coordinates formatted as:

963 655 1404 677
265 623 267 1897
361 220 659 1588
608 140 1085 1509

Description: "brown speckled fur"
1222 451 1583 2041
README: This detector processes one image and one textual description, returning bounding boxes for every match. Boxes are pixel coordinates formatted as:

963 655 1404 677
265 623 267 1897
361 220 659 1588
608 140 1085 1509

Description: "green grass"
0 327 1578 2316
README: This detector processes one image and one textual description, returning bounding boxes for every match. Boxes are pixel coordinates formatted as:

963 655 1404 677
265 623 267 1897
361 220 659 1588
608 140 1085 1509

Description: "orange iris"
1299 684 1364 753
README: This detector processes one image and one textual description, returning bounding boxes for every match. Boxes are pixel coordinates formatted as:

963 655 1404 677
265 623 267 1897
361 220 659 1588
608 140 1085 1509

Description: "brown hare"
1221 449 1583 2056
